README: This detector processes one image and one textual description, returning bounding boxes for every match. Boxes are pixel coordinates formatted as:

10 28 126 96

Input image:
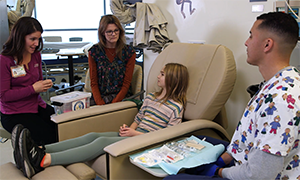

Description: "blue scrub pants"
163 135 234 180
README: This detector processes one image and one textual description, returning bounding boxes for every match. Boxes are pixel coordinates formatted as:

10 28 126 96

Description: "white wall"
6 0 15 7
1 0 9 50
142 0 299 137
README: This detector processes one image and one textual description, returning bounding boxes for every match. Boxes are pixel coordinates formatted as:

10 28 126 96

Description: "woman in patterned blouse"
88 15 136 105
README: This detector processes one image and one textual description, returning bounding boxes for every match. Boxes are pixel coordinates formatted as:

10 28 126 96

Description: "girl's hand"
119 124 128 132
119 125 142 137
33 79 53 93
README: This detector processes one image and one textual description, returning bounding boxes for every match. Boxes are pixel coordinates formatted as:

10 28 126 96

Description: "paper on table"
57 48 85 55
130 135 225 175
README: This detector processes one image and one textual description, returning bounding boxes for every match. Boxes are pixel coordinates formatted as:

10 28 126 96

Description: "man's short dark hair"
257 12 299 46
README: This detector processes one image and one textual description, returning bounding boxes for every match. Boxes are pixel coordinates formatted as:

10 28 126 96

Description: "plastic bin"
50 91 91 115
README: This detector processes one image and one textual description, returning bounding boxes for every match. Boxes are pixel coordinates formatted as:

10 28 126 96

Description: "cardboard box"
50 91 91 115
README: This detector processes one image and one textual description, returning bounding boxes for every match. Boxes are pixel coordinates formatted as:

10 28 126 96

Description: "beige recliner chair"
51 43 236 179
0 43 236 180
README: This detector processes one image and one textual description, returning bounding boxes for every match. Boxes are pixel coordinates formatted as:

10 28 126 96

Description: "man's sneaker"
11 124 24 169
19 128 45 178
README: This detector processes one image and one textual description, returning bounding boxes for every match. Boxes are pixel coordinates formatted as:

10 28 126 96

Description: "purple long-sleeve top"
0 52 46 114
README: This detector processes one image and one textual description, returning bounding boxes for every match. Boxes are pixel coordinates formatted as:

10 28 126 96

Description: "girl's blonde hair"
155 63 189 108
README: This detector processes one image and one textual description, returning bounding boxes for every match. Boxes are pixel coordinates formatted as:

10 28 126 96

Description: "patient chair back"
147 43 236 122
84 64 143 97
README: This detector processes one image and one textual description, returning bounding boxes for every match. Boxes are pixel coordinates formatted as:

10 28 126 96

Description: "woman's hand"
32 79 53 93
119 124 143 137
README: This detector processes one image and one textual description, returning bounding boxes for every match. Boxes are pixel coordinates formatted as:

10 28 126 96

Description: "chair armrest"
104 120 230 157
51 101 139 141
123 90 145 100
54 83 85 95
51 101 137 124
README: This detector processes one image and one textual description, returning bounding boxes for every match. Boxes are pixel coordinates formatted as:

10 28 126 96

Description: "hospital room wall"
142 0 280 137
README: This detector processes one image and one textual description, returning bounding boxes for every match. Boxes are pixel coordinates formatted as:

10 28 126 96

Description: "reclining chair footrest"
66 163 96 180
0 162 96 180
0 162 28 180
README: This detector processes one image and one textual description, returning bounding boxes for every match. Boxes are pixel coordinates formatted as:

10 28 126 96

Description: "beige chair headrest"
147 43 236 120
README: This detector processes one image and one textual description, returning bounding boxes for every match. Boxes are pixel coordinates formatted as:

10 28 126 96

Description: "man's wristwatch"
214 167 221 176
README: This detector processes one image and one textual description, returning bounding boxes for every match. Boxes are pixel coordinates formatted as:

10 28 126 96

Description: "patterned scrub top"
228 67 300 180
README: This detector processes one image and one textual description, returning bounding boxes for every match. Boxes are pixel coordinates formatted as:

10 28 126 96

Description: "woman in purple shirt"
0 17 57 148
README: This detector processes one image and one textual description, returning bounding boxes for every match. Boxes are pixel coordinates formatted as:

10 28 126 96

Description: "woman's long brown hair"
1 17 43 65
97 15 126 59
